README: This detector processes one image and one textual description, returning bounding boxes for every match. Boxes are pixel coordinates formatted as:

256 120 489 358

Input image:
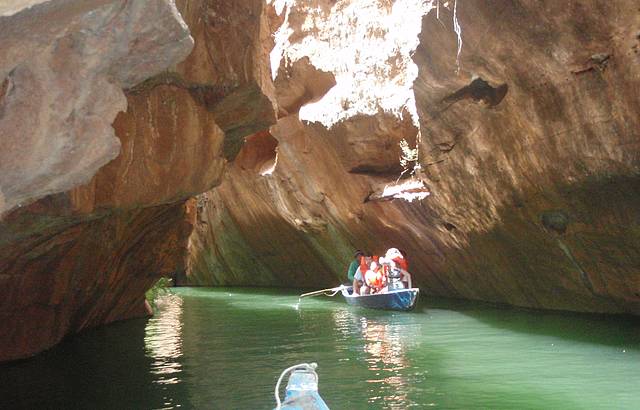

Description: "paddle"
299 285 346 299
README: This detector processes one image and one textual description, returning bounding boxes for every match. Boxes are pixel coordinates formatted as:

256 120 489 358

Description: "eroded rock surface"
0 0 277 361
410 0 640 312
0 200 194 362
186 0 640 314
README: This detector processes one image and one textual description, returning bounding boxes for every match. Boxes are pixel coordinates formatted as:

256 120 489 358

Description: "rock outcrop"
0 0 277 361
185 0 640 315
0 0 193 216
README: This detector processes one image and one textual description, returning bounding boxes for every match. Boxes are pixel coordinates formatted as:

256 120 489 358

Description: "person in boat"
381 247 411 289
383 247 408 271
346 250 364 284
353 267 366 295
398 249 411 285
364 259 387 294
353 252 374 295
398 249 411 288
378 248 408 289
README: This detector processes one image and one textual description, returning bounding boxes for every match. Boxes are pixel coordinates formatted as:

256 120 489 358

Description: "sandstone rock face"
270 0 429 126
185 113 423 287
0 0 194 216
0 0 277 361
173 0 277 159
186 0 640 314
412 0 640 313
0 200 194 362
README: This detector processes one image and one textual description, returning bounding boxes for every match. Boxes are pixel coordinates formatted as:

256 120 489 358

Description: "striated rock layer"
0 0 277 361
0 200 195 362
185 0 640 315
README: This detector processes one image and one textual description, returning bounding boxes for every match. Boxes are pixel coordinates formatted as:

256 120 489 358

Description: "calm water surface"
1 287 639 409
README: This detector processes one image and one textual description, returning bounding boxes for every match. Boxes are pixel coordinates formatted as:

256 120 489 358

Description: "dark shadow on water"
0 316 193 410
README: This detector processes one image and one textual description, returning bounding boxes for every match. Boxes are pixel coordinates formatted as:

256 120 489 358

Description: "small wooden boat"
341 286 419 311
298 269 420 311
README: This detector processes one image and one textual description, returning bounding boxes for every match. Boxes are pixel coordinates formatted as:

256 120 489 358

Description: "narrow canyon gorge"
1 0 638 362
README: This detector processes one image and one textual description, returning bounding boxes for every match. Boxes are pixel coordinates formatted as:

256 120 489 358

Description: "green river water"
1 287 639 409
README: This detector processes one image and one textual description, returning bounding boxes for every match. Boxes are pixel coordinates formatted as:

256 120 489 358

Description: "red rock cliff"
0 0 276 361
185 0 640 315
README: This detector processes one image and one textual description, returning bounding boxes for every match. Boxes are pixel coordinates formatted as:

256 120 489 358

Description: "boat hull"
341 287 419 311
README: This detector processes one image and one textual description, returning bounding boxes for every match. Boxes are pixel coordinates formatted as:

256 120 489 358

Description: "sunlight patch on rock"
269 0 437 127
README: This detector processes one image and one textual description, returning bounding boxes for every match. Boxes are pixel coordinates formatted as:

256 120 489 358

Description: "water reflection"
332 309 421 408
145 294 185 396
1 289 638 409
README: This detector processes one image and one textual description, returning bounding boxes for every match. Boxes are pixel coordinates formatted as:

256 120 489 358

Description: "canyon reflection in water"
145 295 184 389
331 308 420 408
0 287 639 409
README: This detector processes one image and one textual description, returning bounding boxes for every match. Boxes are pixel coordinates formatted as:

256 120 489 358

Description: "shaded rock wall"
185 112 425 287
412 0 640 313
186 0 640 314
0 200 194 362
0 0 277 361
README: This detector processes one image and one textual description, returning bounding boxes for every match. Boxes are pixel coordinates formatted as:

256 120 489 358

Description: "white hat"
385 248 402 259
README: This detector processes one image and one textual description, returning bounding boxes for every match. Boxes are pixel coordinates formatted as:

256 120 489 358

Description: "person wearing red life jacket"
364 260 386 294
383 248 411 289
353 252 373 295
353 253 383 294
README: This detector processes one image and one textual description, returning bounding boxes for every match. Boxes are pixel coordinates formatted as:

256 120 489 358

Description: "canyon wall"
0 0 276 361
185 0 640 314
1 0 639 362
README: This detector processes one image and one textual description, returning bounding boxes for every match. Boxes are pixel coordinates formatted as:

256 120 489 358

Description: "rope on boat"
274 362 319 409
322 287 344 297
299 285 346 299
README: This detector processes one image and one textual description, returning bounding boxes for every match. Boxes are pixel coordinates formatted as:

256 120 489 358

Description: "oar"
299 285 346 299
